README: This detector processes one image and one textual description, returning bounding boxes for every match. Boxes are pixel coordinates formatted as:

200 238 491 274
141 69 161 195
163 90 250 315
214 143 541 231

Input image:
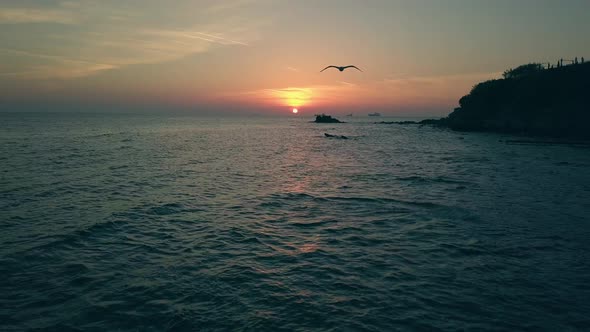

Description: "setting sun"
292 108 298 114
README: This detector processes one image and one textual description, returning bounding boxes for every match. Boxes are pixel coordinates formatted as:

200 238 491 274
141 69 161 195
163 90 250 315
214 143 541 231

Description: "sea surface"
1 113 590 331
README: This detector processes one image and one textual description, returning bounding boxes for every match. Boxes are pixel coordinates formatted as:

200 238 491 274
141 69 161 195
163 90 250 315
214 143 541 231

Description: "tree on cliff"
502 63 544 79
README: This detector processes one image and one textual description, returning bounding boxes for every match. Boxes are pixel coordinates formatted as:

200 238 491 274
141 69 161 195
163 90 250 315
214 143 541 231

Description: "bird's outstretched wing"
320 65 339 72
343 65 362 72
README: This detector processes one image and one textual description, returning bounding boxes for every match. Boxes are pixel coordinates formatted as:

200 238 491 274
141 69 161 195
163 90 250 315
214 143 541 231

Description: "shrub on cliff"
502 63 544 79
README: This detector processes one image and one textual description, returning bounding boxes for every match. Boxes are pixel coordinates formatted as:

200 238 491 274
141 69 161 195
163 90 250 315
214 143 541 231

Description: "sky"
1 0 589 116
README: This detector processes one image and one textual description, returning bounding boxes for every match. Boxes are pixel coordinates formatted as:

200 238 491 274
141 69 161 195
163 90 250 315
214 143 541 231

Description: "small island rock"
314 114 343 123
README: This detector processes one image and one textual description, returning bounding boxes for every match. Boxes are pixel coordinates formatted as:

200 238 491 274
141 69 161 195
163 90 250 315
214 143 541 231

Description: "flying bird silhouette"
320 65 362 72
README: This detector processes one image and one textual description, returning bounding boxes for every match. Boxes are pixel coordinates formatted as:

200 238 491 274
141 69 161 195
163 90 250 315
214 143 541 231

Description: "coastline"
381 62 590 140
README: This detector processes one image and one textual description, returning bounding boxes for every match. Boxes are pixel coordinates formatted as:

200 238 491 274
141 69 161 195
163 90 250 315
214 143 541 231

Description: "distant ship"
368 112 381 117
346 113 353 117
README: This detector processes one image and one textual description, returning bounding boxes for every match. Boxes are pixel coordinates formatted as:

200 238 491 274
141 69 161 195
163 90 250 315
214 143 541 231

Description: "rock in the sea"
314 114 343 123
324 133 348 139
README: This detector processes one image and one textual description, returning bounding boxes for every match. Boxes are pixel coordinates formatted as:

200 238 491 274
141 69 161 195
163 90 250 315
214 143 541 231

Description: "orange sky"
1 0 589 115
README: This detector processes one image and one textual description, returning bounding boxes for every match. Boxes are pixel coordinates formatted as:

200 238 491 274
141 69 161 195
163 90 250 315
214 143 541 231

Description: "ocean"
1 113 589 331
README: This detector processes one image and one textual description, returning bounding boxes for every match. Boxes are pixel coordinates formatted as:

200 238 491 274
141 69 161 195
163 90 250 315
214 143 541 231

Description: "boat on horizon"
368 112 381 117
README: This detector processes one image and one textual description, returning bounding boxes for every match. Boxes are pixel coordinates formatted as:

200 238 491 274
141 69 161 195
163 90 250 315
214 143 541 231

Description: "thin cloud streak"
195 32 248 46
225 72 504 111
338 81 357 87
0 48 116 79
0 48 112 66
383 71 503 86
0 2 257 79
226 83 361 107
205 0 259 13
147 30 248 46
0 8 76 24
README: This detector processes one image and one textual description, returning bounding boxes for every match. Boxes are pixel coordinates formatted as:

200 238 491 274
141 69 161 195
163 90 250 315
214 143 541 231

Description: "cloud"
0 2 260 79
70 27 249 68
375 71 504 107
145 29 248 47
0 63 116 80
227 83 361 107
12 28 245 79
338 81 357 87
205 0 261 13
220 71 502 111
0 8 76 24
382 71 502 87
0 48 116 79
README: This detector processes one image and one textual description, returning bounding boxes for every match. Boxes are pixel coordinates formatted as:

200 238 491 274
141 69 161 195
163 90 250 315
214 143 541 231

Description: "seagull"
320 65 362 72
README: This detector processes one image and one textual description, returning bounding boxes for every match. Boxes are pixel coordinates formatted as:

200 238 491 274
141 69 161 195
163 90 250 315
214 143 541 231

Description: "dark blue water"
1 113 590 331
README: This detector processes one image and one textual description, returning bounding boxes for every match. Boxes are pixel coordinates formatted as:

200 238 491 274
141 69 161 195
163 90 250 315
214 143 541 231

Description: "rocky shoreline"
379 62 590 139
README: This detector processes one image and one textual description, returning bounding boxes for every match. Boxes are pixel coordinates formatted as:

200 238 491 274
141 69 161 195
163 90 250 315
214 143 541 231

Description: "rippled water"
1 113 590 331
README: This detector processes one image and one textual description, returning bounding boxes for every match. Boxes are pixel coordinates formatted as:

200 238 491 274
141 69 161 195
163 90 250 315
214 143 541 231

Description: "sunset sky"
1 0 589 115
